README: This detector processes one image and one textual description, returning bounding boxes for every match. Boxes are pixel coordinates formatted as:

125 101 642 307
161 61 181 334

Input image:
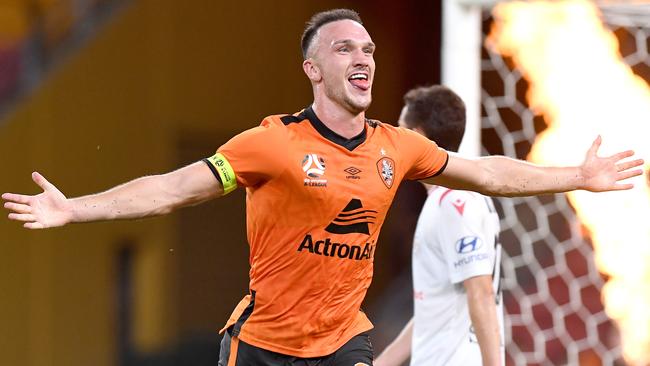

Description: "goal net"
473 1 650 365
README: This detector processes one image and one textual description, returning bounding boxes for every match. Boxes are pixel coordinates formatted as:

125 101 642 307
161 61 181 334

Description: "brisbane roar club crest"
376 157 395 189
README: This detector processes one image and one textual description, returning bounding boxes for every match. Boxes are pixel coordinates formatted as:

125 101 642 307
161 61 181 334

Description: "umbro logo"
344 167 361 175
325 199 377 235
344 166 361 180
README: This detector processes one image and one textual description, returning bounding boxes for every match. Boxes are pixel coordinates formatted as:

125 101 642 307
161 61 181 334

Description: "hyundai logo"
455 236 483 254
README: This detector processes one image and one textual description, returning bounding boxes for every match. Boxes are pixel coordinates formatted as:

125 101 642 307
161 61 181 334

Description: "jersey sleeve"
398 127 449 181
435 191 499 284
207 116 289 189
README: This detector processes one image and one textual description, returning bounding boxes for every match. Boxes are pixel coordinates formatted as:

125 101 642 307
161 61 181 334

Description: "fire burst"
487 0 650 364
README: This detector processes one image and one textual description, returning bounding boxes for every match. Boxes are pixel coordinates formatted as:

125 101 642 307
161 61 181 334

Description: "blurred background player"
375 85 504 366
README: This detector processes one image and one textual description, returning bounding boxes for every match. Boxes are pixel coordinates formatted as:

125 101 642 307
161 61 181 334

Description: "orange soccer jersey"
207 106 448 358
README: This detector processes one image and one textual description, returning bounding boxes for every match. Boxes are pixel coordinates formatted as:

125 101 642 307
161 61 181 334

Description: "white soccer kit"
410 187 504 366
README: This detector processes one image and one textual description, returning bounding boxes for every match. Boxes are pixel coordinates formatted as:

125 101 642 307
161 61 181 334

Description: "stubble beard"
344 93 371 115
325 80 371 116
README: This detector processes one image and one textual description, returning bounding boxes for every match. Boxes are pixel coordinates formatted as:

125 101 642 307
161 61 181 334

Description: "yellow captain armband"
205 153 238 195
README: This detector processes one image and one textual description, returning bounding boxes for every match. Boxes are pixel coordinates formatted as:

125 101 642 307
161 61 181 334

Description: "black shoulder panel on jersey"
280 112 307 125
365 118 379 128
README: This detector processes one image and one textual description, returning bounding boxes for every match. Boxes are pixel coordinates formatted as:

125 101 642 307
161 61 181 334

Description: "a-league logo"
302 154 326 178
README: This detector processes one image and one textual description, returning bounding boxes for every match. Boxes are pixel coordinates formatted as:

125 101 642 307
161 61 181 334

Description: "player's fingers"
1 193 32 204
8 213 36 222
32 172 55 192
4 202 32 214
611 183 634 191
587 135 602 156
617 169 643 181
24 222 44 229
616 159 644 172
610 150 636 162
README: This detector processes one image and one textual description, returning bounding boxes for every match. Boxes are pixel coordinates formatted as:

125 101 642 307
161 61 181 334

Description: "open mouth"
348 73 369 91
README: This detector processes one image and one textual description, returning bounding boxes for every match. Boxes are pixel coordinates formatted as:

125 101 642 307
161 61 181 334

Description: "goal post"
441 0 482 157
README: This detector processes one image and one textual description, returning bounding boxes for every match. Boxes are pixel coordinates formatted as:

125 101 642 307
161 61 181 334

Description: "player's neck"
311 100 366 139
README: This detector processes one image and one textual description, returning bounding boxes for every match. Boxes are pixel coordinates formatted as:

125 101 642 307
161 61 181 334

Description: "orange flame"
487 1 650 364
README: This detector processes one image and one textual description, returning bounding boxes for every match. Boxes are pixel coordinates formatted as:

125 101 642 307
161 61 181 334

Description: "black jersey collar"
304 106 368 151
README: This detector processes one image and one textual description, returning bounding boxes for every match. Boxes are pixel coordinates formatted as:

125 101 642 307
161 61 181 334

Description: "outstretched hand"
2 172 72 229
580 136 644 192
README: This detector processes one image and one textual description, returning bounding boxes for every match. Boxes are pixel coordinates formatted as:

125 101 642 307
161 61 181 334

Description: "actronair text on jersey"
297 234 376 260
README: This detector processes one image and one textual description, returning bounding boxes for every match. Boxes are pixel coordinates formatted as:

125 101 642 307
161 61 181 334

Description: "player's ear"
303 58 321 82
